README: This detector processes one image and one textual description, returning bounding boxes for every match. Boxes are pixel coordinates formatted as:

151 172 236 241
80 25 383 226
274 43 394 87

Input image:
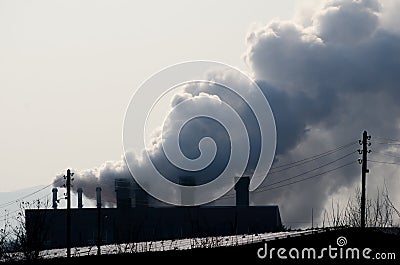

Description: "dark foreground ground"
5 228 400 265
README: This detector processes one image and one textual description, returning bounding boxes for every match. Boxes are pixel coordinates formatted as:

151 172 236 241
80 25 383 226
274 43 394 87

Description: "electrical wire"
219 151 356 196
0 177 64 210
0 139 360 209
374 152 400 160
368 160 400 166
261 152 356 187
375 142 400 146
46 140 360 206
374 136 400 143
219 160 357 200
252 161 357 194
270 140 357 170
0 191 53 222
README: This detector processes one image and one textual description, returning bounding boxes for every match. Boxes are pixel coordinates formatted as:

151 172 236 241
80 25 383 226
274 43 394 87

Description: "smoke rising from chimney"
53 0 400 225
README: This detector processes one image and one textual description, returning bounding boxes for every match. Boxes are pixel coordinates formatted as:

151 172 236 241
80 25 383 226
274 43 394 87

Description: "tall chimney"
235 177 250 207
96 187 102 208
115 179 131 208
77 187 83 209
133 182 148 207
52 188 58 209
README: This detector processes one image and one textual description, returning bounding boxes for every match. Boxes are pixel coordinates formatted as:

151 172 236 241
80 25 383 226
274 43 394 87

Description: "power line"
252 161 357 194
0 208 22 222
359 130 371 229
368 160 400 166
0 177 64 210
63 140 358 206
270 140 357 170
261 152 356 187
375 142 400 146
219 160 357 200
21 140 357 207
374 136 400 143
374 152 400 160
0 141 364 209
0 191 53 222
0 183 56 221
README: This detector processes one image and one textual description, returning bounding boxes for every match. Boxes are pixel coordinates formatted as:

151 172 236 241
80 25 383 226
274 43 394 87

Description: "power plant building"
25 178 282 250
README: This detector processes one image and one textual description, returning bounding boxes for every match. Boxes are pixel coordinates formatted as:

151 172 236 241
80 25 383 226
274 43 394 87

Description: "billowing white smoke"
54 0 400 224
54 160 129 206
244 0 400 224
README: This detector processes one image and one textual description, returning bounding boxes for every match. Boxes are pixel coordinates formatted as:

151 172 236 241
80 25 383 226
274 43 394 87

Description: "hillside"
5 227 400 265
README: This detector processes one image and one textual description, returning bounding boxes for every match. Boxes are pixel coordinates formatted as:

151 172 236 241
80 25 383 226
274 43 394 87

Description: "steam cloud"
54 0 400 224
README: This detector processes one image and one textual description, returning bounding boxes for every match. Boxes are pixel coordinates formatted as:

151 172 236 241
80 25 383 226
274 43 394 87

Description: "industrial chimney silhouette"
77 187 83 209
52 188 58 209
115 179 131 208
96 187 102 208
235 177 250 207
133 181 148 207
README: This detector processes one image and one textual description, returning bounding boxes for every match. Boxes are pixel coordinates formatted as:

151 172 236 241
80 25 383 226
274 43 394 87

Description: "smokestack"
77 187 83 209
52 188 58 209
179 176 195 206
133 182 148 207
234 177 250 207
115 179 131 209
96 187 102 208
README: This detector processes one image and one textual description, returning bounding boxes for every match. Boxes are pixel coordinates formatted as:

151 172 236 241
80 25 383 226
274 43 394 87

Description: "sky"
2 0 400 227
0 0 301 192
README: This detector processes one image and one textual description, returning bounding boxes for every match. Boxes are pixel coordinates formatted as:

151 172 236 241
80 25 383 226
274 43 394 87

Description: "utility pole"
359 131 371 228
96 187 102 256
64 169 73 258
311 208 314 230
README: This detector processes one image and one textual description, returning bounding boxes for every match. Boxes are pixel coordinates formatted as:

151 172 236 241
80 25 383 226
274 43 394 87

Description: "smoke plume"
54 0 400 225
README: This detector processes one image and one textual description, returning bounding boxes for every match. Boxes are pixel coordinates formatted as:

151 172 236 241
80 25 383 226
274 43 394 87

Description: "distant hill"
0 185 49 230
0 185 47 205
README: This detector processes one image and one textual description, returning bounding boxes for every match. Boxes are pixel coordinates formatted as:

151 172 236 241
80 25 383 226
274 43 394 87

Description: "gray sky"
0 0 311 192
2 0 400 227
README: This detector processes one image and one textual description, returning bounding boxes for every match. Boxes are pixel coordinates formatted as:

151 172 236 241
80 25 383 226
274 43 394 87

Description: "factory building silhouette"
25 177 282 250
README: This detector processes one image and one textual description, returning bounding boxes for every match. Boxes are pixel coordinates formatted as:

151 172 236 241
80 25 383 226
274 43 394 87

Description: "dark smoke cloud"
54 0 400 225
244 0 400 224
